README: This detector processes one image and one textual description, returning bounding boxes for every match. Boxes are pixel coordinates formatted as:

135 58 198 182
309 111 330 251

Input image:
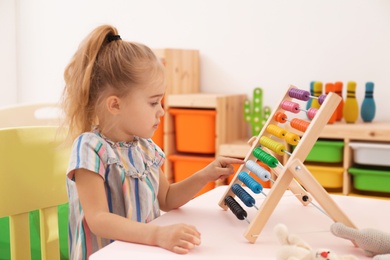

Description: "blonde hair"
61 24 164 142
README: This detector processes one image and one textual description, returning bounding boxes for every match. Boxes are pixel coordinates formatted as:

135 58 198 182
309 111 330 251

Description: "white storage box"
349 142 390 167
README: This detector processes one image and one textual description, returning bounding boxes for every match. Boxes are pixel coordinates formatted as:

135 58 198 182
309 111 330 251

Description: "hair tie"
107 35 121 42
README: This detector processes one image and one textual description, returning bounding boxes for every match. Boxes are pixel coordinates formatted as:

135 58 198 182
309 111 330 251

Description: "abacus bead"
224 195 247 220
266 124 287 139
232 184 256 207
307 107 318 119
259 136 286 156
284 132 300 145
318 94 327 105
281 100 300 114
245 160 271 181
274 112 287 123
290 118 310 132
288 88 311 101
238 172 263 194
252 147 278 168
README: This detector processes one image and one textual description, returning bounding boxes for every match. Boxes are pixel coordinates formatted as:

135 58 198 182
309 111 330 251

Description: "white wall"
0 0 17 105
1 0 389 121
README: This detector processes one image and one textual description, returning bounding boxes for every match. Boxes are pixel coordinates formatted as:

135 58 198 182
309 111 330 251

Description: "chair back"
0 103 62 128
0 126 70 260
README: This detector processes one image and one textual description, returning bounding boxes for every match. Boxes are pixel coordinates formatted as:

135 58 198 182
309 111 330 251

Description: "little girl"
60 24 244 259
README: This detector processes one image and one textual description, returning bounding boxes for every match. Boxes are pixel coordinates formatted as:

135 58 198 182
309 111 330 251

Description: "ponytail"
61 25 164 143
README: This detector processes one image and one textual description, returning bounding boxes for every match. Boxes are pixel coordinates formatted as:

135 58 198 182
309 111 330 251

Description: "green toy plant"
244 87 272 136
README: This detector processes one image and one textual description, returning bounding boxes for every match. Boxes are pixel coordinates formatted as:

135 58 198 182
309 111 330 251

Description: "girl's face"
109 79 166 143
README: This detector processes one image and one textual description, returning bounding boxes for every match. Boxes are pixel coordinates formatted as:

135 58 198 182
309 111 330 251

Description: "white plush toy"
274 223 358 260
331 222 390 260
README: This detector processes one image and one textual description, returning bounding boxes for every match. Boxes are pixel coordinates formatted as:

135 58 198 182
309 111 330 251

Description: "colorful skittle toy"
311 81 322 109
343 81 359 123
360 81 376 122
334 81 344 121
306 81 315 113
325 83 337 124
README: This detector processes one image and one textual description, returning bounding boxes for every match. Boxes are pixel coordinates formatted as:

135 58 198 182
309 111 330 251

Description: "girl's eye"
151 102 159 106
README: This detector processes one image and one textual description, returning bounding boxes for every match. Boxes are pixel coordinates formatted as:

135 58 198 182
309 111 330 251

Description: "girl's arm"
158 156 244 211
74 168 201 254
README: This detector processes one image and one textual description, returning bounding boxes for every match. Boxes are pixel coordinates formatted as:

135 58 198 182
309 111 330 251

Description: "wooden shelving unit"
219 121 390 197
317 121 390 195
164 93 247 183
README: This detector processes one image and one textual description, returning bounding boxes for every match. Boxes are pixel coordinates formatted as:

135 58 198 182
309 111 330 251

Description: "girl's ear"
106 96 121 115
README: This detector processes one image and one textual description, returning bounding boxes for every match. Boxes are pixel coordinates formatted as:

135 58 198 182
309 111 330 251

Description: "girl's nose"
159 105 165 117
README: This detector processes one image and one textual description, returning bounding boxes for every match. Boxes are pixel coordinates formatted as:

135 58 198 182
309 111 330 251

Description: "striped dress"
66 129 165 260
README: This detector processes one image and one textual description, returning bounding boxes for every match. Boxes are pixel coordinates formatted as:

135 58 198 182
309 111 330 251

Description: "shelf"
219 121 390 198
166 93 223 108
319 121 390 142
218 139 251 158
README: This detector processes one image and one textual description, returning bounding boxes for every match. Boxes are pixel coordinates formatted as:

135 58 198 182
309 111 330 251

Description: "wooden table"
90 186 390 260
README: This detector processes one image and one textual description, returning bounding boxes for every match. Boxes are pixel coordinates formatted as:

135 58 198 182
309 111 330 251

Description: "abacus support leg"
287 159 358 246
272 166 312 206
287 159 357 229
243 165 294 243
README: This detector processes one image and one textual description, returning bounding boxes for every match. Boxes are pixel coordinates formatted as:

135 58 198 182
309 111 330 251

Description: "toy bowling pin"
343 81 359 123
360 81 376 122
334 81 344 121
311 81 322 109
325 83 337 124
306 81 315 110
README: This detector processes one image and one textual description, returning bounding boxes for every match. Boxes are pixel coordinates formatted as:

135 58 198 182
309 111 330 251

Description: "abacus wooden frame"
218 84 357 243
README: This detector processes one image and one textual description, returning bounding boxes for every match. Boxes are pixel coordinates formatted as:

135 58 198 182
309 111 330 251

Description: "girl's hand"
202 156 245 182
155 224 201 254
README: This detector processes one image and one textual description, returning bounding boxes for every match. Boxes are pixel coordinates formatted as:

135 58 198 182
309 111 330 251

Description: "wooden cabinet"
153 48 200 95
152 49 249 192
151 48 200 148
163 93 247 185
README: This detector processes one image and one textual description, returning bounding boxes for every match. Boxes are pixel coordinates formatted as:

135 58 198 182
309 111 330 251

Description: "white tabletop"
90 186 390 260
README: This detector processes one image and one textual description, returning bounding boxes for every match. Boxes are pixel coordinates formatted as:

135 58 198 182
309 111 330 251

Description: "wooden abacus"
218 84 357 243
